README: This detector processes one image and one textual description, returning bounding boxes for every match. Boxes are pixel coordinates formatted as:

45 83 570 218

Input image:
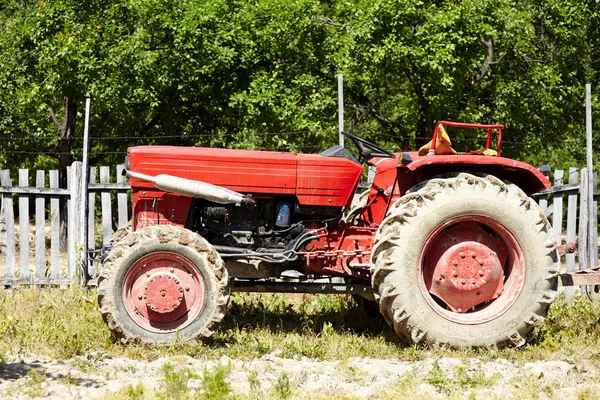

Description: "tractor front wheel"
372 173 558 348
98 225 229 344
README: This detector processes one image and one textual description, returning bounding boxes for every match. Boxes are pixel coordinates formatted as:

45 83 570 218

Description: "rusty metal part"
559 268 600 286
557 242 577 258
231 280 373 298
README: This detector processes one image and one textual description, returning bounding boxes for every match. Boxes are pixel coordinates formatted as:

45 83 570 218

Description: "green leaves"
0 0 598 170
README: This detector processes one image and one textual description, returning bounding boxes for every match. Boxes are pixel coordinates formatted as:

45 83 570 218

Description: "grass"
0 286 599 367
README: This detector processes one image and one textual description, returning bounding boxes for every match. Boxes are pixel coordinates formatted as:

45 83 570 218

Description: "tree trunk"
406 71 433 148
49 97 76 251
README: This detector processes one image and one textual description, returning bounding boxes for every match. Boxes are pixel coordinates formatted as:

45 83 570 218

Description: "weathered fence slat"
552 170 564 247
591 172 598 269
1 170 15 285
18 169 30 282
538 194 549 217
49 170 61 281
100 166 113 246
578 168 590 271
88 167 97 280
68 162 83 280
565 168 579 298
35 171 46 283
117 164 128 228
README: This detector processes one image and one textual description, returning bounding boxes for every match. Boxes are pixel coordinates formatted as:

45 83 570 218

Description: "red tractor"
98 122 559 348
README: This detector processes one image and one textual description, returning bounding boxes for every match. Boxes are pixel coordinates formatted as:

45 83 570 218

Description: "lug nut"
453 261 458 266
146 272 151 277
170 268 174 273
452 271 458 277
460 253 466 259
471 253 476 258
461 279 466 285
185 287 190 292
479 260 484 266
478 270 484 277
138 295 143 300
471 279 476 285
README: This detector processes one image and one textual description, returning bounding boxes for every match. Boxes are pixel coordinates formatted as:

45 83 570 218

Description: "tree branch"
406 71 429 113
469 37 494 85
348 103 407 136
48 104 64 130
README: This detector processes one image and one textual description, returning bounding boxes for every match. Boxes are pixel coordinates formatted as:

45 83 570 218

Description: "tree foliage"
0 0 598 175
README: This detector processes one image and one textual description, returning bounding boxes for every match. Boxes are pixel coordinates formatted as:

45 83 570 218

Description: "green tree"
0 0 599 174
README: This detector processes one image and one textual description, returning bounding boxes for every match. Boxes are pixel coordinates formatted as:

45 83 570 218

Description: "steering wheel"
341 131 395 162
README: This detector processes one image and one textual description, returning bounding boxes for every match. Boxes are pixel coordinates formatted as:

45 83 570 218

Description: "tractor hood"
127 146 364 208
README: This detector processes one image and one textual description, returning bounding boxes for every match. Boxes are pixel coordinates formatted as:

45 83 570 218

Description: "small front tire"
97 225 229 344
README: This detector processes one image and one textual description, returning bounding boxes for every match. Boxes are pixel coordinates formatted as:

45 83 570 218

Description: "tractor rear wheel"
98 225 229 344
372 173 558 348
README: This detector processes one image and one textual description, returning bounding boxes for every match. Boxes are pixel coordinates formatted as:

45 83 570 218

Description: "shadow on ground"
204 294 405 349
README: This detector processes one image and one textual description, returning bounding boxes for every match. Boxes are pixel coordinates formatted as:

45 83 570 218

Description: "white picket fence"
0 163 597 289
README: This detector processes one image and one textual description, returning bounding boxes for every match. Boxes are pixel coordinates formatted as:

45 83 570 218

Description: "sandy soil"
0 353 599 399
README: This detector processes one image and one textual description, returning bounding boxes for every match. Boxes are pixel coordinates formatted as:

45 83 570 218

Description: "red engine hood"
128 146 364 207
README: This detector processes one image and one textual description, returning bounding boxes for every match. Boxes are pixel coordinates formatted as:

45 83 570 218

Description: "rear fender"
400 154 550 195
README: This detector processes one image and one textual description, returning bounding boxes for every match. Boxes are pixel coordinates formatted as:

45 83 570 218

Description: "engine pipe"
124 169 255 206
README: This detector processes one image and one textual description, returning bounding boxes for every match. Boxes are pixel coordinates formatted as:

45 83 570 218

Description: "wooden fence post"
100 166 112 246
35 170 46 283
87 167 97 281
49 170 61 281
565 168 579 298
18 169 30 283
552 170 564 246
68 161 84 282
578 168 590 273
1 170 15 285
117 164 128 228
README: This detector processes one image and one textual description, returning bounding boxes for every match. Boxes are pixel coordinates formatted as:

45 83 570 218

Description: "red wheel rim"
123 252 205 333
418 216 525 324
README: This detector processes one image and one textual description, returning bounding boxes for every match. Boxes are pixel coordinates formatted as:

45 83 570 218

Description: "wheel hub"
143 272 184 314
424 222 507 312
123 252 205 332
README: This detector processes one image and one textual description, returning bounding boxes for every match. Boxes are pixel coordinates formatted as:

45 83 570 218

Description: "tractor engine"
126 145 364 263
188 198 340 250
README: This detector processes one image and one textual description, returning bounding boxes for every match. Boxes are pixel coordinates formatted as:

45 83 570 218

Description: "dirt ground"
1 353 599 399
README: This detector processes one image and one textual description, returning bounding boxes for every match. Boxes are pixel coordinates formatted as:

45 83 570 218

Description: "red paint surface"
302 225 375 277
404 154 550 193
424 222 506 313
133 191 192 230
128 146 363 208
123 252 204 332
418 217 526 324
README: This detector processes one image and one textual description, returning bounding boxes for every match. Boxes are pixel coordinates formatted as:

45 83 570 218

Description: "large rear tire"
98 225 229 344
372 173 558 348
